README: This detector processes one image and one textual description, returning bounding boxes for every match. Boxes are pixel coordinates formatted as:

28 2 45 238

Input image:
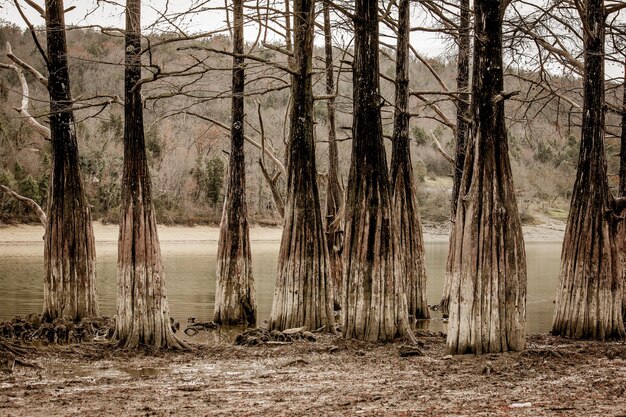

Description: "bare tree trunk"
621 58 626 324
214 0 256 326
552 0 625 340
114 0 186 349
342 0 411 342
390 0 428 321
269 0 335 332
42 0 99 321
323 2 343 311
451 0 471 217
446 0 527 354
441 0 471 318
619 54 626 197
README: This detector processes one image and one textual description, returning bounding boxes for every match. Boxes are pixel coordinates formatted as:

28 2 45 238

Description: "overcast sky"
1 1 624 80
0 0 449 57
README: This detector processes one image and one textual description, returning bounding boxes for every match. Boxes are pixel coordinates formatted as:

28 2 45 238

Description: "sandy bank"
0 220 565 244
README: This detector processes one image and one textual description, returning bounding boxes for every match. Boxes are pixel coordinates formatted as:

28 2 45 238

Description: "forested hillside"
0 21 620 225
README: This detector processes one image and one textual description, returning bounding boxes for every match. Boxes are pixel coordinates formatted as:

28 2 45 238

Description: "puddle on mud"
120 367 167 378
46 362 170 381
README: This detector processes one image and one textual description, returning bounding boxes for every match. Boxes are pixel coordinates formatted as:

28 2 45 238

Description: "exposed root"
0 315 114 344
184 321 220 337
235 328 318 346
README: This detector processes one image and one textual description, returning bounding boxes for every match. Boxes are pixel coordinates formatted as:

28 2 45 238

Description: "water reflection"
0 237 561 334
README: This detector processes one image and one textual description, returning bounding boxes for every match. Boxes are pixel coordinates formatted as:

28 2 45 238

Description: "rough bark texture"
323 2 344 311
441 0 471 318
552 0 625 340
619 55 626 323
42 0 99 321
114 0 185 349
451 0 471 217
214 0 256 326
446 0 527 354
390 0 429 321
619 56 626 197
269 0 335 332
342 0 411 342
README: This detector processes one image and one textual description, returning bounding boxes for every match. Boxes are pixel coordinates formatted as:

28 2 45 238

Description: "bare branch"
178 45 297 75
411 92 456 131
493 90 521 103
0 60 51 140
6 42 48 87
258 160 285 218
0 184 47 227
182 111 286 174
429 130 455 167
23 0 44 17
606 3 626 15
13 0 49 66
261 41 293 57
323 0 355 21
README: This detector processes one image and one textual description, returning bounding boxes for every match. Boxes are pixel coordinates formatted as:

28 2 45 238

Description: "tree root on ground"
0 314 114 344
0 339 41 373
184 321 219 336
235 327 318 346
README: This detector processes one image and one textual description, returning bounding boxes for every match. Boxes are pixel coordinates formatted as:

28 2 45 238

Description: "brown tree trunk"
323 2 344 311
342 0 411 342
552 0 625 340
451 0 471 217
214 0 256 326
619 54 626 197
42 0 99 321
441 0 471 318
269 0 335 332
446 0 527 354
114 0 186 349
390 0 429 321
619 56 626 324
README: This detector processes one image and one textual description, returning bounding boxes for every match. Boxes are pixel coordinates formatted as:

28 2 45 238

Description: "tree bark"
619 54 626 197
342 0 411 342
441 0 471 318
323 2 344 311
390 0 429 321
213 0 256 326
42 0 99 321
451 0 471 216
621 57 626 324
114 0 186 349
269 0 335 332
552 0 625 340
446 0 527 354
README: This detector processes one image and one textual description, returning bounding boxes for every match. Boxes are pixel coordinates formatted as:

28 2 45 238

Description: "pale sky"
1 1 623 80
0 0 449 58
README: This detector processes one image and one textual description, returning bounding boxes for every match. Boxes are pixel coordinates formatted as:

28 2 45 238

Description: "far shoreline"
0 220 566 244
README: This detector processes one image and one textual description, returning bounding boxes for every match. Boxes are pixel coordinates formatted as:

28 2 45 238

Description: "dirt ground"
1 331 625 417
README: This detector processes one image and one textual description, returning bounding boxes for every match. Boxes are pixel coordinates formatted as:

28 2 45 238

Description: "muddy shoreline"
1 331 624 416
1 221 593 416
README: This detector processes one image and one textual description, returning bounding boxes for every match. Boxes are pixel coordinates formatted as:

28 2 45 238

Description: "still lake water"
0 237 562 334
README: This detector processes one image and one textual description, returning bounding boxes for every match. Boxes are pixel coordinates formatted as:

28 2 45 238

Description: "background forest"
1 17 619 226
